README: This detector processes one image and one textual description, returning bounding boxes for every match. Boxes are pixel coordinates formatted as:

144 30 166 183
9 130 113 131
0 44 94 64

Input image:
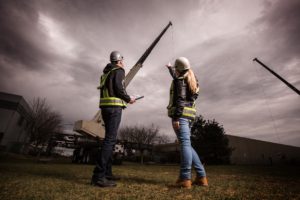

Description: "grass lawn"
0 153 299 200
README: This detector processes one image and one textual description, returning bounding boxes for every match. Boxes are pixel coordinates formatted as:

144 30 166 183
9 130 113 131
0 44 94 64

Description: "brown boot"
193 176 208 186
175 179 192 189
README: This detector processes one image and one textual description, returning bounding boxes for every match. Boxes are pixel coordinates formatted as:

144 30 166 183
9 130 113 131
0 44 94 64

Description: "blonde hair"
183 69 199 94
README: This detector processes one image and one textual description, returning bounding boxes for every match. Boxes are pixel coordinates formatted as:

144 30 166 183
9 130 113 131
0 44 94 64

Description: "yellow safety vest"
167 79 196 120
99 68 127 108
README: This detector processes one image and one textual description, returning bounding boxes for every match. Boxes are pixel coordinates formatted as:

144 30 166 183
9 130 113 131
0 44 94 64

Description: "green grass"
0 153 299 200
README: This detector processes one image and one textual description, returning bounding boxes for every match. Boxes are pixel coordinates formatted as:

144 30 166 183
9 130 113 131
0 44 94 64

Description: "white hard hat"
175 57 190 72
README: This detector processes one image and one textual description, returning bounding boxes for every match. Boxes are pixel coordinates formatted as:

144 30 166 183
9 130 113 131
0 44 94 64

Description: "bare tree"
27 98 62 156
119 124 160 164
154 134 171 144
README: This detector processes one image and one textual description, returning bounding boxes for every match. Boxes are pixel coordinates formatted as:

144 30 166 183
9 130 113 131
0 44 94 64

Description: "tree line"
25 98 232 164
118 115 233 165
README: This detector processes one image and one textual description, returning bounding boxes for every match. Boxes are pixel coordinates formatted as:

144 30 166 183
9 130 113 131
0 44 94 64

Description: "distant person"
91 51 136 187
166 57 208 189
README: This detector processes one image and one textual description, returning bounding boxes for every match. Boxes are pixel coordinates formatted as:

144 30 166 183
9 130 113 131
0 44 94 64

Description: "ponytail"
184 69 199 94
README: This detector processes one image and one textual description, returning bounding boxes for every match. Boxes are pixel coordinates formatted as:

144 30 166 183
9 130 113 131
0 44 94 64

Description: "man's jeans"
93 107 122 179
173 118 206 180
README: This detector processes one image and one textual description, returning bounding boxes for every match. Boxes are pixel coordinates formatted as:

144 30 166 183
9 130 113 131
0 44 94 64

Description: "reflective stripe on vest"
168 106 196 120
167 79 196 120
182 106 196 119
100 97 127 107
99 68 127 107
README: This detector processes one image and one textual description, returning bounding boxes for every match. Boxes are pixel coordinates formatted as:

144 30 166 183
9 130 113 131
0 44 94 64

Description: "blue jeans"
93 107 122 179
173 118 206 180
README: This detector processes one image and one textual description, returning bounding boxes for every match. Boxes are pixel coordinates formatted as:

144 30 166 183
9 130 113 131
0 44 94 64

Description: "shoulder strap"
99 67 119 89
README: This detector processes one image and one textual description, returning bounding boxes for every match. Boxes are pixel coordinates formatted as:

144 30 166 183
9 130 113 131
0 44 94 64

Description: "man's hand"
129 97 136 104
172 120 180 130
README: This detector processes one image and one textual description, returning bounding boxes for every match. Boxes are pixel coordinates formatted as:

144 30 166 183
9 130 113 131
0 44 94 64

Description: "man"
91 51 135 187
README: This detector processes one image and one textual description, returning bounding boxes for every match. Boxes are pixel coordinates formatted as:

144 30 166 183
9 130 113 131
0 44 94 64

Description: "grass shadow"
120 175 167 185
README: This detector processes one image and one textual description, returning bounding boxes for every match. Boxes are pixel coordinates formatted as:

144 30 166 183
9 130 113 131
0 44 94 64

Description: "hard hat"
175 57 190 72
110 51 123 62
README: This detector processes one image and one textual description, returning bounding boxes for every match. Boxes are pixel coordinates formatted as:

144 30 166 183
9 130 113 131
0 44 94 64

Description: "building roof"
226 134 300 149
0 91 31 120
153 134 300 152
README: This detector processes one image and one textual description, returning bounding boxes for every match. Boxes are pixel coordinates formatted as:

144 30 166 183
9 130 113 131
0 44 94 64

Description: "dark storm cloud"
35 0 200 51
172 0 300 146
181 35 259 104
0 1 55 71
24 0 202 91
0 0 299 146
255 0 300 64
70 59 99 87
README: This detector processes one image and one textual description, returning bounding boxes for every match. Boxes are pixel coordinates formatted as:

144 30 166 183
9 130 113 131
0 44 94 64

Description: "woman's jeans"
173 118 206 180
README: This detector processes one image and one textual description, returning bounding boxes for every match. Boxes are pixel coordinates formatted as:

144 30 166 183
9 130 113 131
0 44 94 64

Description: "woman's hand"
172 120 180 130
166 62 172 68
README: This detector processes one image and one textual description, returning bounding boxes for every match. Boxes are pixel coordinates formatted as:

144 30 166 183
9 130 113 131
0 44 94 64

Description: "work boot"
91 177 117 187
106 175 121 181
175 179 192 189
193 176 208 186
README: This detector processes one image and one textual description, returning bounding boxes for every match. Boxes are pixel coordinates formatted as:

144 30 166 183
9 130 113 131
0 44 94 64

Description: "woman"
166 57 208 189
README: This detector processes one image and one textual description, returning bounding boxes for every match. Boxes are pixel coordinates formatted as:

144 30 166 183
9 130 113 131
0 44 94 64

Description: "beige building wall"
227 135 300 165
153 135 300 165
0 92 31 152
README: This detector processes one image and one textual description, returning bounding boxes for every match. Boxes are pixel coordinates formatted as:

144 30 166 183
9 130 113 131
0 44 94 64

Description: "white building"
0 92 31 152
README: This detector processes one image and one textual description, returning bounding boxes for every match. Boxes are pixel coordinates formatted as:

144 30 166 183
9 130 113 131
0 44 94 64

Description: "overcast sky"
0 0 299 147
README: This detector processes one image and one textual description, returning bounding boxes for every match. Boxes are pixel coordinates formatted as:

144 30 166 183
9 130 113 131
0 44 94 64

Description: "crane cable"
171 24 175 61
253 61 281 144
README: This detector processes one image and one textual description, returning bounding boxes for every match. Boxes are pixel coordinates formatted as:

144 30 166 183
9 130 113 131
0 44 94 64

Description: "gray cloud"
255 0 300 64
0 0 56 71
0 0 299 147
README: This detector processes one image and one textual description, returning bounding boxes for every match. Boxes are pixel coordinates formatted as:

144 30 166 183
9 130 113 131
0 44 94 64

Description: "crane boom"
124 21 172 87
253 58 300 96
74 21 173 138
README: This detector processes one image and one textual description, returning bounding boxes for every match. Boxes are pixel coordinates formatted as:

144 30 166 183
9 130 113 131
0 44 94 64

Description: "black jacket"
100 64 131 105
168 67 199 119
